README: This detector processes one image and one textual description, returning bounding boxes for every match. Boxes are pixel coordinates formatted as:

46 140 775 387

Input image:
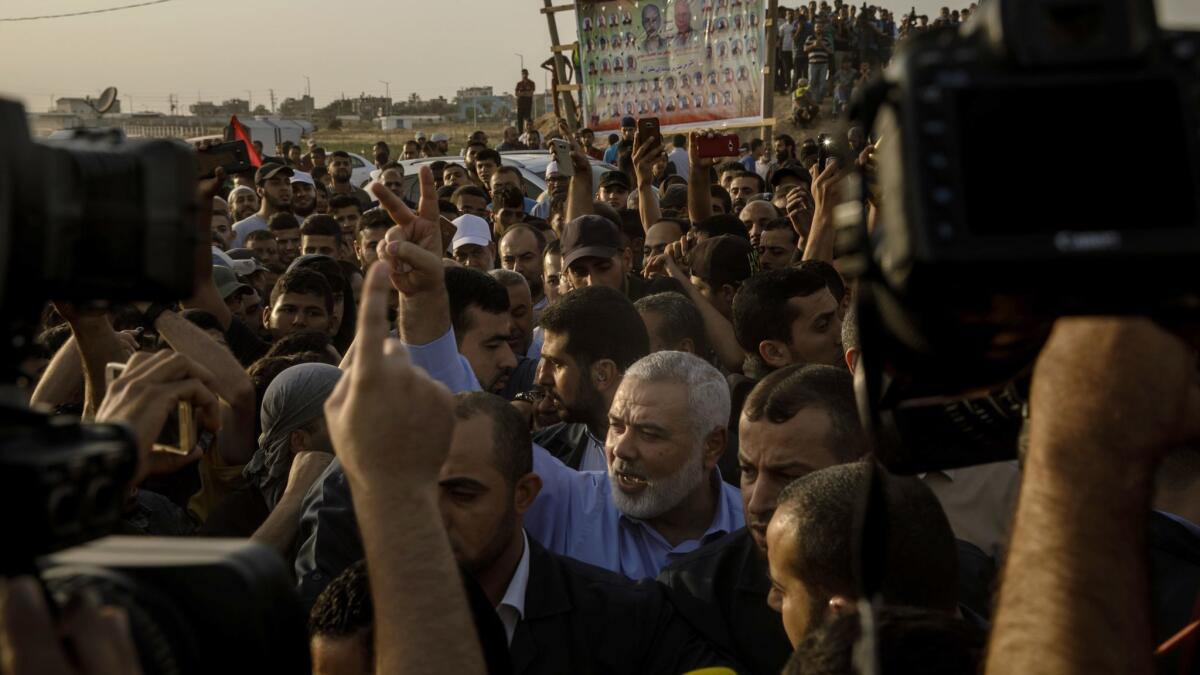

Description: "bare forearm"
688 166 713 223
30 335 84 409
668 268 744 372
156 311 255 462
350 483 485 675
801 207 836 262
155 311 251 409
71 318 129 419
986 445 1154 675
566 172 594 222
399 293 452 346
638 183 662 234
251 490 307 557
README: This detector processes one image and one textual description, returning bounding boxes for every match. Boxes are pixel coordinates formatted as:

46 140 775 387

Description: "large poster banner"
577 0 766 132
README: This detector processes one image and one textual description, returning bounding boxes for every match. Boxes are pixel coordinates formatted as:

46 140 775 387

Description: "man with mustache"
533 285 650 471
657 364 866 675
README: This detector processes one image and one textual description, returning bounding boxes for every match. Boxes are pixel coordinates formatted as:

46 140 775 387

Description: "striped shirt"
804 35 833 64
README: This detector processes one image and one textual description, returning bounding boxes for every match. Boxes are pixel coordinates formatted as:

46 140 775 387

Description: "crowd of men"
4 2 1199 672
772 1 976 125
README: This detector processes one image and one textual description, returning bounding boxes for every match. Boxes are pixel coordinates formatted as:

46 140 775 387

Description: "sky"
1 0 1197 114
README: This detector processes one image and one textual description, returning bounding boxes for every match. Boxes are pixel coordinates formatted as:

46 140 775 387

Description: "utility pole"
169 93 178 116
303 75 312 119
379 80 391 116
514 53 524 70
269 88 276 113
245 90 253 112
761 0 779 145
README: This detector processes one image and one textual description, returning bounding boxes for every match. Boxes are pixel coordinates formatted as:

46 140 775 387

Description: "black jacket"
1150 511 1200 674
516 538 735 675
657 528 792 675
531 422 594 470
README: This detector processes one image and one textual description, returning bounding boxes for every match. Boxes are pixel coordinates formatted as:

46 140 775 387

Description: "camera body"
0 96 309 670
43 537 310 675
851 0 1200 472
0 99 197 310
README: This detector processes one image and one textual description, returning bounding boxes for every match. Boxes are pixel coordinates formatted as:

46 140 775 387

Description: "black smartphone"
637 117 662 148
816 133 831 172
196 141 253 179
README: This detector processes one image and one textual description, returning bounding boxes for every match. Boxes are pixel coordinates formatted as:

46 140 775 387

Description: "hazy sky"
2 0 1197 114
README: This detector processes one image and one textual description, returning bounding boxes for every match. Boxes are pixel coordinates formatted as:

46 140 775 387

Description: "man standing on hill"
515 69 536 133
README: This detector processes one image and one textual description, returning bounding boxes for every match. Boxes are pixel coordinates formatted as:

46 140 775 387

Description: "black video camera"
848 0 1200 473
0 98 310 672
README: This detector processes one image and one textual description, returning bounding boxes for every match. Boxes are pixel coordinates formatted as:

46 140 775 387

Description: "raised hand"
784 185 814 240
373 165 443 260
557 118 591 176
632 130 664 187
688 131 718 171
325 262 456 488
95 350 221 485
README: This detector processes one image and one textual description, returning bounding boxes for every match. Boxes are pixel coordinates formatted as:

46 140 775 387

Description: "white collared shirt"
496 531 532 645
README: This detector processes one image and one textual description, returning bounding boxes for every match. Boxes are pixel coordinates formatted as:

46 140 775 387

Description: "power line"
0 0 174 22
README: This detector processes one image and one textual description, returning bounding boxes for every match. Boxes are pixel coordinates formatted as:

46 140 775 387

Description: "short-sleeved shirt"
779 21 797 51
231 214 268 248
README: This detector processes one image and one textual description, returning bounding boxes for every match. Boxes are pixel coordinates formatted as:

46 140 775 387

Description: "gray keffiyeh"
243 362 341 511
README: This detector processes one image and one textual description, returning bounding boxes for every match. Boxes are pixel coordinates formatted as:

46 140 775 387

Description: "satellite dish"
90 87 118 115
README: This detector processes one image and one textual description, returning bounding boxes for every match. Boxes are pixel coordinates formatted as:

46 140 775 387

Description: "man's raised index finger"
370 181 415 229
353 262 392 375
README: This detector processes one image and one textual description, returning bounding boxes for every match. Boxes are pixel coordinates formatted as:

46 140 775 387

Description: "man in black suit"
658 364 867 674
302 390 730 674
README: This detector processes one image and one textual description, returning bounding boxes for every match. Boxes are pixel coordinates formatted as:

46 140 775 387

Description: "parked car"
393 151 617 205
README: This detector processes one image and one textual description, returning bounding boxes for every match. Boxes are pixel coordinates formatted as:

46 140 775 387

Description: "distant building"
454 86 514 122
379 114 445 130
279 95 315 118
322 95 393 121
55 97 121 115
189 99 250 117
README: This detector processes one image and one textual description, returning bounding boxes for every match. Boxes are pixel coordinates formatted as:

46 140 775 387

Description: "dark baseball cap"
689 235 756 289
255 163 294 185
561 215 623 267
213 265 252 300
620 116 637 128
599 170 632 190
770 161 811 188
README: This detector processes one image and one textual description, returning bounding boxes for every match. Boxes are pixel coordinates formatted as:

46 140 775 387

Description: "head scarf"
243 362 341 511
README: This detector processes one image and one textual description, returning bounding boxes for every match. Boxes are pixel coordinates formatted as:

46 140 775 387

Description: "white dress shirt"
496 531 532 645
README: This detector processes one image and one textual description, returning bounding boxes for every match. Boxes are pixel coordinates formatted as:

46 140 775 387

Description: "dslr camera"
0 98 309 673
848 0 1200 472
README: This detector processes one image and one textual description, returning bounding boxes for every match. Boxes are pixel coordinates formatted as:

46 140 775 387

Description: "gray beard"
609 448 706 520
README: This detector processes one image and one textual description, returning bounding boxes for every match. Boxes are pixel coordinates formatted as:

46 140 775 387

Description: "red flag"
227 115 263 168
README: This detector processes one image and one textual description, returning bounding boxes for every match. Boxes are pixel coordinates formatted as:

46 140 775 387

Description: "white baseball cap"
431 133 449 143
211 246 259 277
545 161 561 179
290 171 315 186
451 215 492 251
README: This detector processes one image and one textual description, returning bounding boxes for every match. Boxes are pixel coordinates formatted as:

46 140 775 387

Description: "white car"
393 151 618 204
